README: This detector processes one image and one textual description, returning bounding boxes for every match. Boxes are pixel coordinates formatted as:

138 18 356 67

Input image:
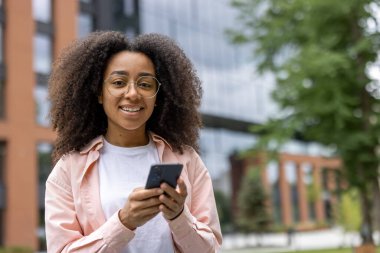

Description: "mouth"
120 106 144 113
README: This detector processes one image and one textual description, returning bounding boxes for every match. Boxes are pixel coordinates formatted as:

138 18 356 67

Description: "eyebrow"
108 70 155 77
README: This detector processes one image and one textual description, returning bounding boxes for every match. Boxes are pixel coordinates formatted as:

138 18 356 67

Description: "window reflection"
34 84 50 126
285 161 299 223
0 142 5 244
33 0 51 23
123 0 135 16
34 34 52 74
302 163 316 220
0 25 3 63
139 0 277 124
0 24 3 119
78 12 93 38
267 162 282 223
0 79 4 119
37 142 52 251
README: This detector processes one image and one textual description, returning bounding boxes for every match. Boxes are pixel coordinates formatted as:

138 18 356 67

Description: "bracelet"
169 207 184 221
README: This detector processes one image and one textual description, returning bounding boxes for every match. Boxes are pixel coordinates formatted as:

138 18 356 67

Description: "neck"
105 130 150 147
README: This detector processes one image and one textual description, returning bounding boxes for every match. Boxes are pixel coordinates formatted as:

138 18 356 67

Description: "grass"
282 248 380 253
282 249 355 253
222 247 380 253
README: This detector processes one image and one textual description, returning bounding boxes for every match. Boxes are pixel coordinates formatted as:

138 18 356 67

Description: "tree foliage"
337 189 362 232
214 190 233 233
237 168 272 232
230 0 380 244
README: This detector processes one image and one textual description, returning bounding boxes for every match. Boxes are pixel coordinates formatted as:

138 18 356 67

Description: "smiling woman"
45 31 222 253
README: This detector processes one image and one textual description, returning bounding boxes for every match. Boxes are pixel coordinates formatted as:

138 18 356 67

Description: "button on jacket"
45 133 223 253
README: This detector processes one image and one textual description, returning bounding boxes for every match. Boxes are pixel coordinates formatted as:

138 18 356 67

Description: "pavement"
220 227 380 252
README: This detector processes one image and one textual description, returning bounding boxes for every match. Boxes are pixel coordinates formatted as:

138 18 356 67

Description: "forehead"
104 51 155 76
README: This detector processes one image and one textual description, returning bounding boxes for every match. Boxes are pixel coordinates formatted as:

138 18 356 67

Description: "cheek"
101 94 118 113
147 99 157 113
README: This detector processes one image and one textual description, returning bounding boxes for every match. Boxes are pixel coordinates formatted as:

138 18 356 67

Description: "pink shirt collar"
79 132 173 155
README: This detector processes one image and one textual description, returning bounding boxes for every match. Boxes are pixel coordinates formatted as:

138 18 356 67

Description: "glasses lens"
136 76 159 98
105 75 160 98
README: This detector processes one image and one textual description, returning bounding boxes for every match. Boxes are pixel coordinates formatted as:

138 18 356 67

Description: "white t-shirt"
98 137 175 253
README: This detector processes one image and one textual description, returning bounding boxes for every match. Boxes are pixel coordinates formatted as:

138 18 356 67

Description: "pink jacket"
45 133 223 253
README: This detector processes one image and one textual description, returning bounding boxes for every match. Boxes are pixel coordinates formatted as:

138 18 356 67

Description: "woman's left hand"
159 178 187 220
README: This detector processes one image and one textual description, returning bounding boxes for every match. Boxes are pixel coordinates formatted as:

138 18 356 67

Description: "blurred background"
0 0 380 252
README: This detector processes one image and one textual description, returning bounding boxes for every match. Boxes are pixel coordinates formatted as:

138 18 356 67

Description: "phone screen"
145 163 183 189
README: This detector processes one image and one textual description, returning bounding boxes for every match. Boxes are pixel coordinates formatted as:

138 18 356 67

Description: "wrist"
118 209 136 231
169 206 184 221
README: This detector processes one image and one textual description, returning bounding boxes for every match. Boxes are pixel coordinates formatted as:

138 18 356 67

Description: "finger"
128 196 161 213
177 178 187 196
160 183 178 199
131 188 163 201
140 205 161 217
159 194 180 212
141 196 162 208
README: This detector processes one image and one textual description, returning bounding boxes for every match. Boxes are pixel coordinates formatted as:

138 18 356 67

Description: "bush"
0 247 34 253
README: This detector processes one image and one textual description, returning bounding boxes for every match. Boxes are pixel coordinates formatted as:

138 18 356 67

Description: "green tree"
214 190 233 233
229 0 380 244
337 189 362 232
237 167 272 233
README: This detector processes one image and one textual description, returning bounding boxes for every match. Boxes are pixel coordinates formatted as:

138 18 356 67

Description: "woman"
45 31 222 253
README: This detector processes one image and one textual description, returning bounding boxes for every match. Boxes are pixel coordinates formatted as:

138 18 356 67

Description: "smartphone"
145 163 183 189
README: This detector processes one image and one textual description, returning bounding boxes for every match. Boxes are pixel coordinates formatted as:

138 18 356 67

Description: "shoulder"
47 136 103 186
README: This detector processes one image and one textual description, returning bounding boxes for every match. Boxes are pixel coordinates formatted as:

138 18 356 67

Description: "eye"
112 79 127 87
137 76 157 90
137 81 154 90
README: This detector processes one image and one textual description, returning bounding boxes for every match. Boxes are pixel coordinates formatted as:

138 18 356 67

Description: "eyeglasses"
104 74 161 98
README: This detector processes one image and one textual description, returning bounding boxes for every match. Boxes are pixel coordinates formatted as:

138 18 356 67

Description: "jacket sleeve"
45 160 135 253
168 151 223 253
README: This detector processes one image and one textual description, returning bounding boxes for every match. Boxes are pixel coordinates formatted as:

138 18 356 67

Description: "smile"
120 106 143 112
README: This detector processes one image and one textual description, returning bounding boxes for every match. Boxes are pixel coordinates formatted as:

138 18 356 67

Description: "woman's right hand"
118 187 163 230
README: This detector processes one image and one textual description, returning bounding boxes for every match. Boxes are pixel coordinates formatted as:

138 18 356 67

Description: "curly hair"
49 31 203 163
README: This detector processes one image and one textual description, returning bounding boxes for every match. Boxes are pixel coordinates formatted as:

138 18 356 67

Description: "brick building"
230 153 342 230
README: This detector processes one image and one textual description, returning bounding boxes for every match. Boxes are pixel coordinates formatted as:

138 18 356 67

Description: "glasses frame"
103 75 162 99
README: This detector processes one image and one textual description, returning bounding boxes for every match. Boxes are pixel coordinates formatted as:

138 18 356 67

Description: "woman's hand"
119 187 163 230
159 178 187 220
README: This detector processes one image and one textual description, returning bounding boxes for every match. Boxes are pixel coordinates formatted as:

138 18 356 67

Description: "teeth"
121 107 141 112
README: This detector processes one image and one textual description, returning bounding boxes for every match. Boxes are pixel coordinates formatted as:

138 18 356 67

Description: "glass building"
138 0 278 192
0 0 343 250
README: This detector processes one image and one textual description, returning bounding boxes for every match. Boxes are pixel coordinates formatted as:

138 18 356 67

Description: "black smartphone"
145 163 183 189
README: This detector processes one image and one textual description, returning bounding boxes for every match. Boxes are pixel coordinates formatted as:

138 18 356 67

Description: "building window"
34 82 50 127
37 142 52 251
0 79 3 119
302 163 316 221
34 33 51 126
34 33 52 75
78 12 93 38
123 0 135 16
0 19 4 119
33 0 52 23
78 0 95 38
285 161 300 223
267 161 282 224
0 24 3 64
0 142 5 244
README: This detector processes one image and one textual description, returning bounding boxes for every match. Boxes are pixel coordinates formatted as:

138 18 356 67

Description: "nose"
122 82 140 98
